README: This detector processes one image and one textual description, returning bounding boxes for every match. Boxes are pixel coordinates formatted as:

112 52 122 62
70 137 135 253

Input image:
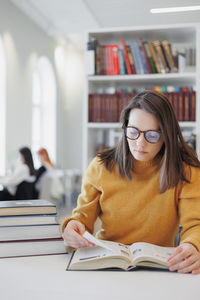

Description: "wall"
0 0 84 171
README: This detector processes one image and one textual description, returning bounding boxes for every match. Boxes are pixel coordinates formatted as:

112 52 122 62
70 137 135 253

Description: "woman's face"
127 108 164 162
20 154 25 164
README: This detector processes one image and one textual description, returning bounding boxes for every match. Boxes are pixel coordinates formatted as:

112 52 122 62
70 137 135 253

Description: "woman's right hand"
62 220 94 249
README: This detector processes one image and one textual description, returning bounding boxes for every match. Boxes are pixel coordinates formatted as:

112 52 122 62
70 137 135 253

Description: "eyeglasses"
123 126 162 144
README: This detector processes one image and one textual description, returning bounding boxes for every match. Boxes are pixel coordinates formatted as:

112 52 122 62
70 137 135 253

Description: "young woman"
0 146 36 200
62 90 200 274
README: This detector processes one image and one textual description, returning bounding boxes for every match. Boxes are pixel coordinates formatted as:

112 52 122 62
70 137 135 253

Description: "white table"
0 254 199 300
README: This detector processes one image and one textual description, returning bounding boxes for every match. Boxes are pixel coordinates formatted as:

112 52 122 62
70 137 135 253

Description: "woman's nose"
136 133 147 146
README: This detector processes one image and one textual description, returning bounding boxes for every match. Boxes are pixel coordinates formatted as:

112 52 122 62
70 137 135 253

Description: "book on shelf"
0 224 62 242
67 231 174 271
153 40 170 73
190 91 196 121
147 41 161 73
137 39 150 74
126 45 136 74
118 48 126 75
0 238 67 258
0 214 57 227
86 39 96 75
120 38 132 74
0 200 56 216
161 40 178 73
130 41 144 74
111 44 120 75
139 38 152 74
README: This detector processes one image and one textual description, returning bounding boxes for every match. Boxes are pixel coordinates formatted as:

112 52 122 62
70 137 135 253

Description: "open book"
67 232 175 271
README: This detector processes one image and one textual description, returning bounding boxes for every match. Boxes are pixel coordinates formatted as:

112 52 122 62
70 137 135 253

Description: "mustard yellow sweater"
62 156 200 251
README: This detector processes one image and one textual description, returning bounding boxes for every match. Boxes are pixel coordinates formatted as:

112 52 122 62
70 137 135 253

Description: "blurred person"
0 147 36 200
34 148 55 198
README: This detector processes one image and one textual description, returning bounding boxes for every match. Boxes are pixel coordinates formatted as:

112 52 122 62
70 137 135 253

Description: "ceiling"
11 0 200 42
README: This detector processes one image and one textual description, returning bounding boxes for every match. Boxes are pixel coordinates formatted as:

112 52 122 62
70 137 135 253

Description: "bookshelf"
83 23 200 172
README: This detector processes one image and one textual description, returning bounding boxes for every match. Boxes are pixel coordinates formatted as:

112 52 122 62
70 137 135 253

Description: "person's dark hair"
19 147 35 176
97 90 200 193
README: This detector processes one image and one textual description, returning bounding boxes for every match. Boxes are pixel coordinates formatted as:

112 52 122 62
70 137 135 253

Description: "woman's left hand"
168 243 200 274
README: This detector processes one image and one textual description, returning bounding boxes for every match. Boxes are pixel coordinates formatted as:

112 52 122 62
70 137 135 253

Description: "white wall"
0 0 83 170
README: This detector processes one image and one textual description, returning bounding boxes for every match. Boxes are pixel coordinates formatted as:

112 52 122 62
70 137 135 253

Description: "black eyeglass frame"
122 125 162 144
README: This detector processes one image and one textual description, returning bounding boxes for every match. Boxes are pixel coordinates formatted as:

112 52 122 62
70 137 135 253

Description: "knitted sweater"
62 156 200 251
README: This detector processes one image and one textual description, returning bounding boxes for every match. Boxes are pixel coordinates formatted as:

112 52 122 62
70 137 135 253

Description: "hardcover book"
0 224 61 241
0 214 57 227
0 238 67 258
67 232 174 271
0 200 56 216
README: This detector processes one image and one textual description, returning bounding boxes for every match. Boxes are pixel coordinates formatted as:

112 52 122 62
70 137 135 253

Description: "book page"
130 242 174 264
82 231 132 260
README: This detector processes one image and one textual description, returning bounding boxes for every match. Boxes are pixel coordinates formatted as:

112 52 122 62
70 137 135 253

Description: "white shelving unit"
83 23 200 173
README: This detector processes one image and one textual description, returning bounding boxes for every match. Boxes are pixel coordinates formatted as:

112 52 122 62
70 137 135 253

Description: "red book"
111 45 120 75
120 38 132 74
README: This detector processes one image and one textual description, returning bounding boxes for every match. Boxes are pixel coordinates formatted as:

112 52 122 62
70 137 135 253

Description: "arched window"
32 57 56 166
0 35 6 175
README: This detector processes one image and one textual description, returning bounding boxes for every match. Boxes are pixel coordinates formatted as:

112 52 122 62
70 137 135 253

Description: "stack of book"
0 199 67 258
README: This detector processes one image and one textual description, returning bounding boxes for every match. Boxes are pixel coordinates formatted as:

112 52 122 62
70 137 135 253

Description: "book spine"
120 38 132 74
138 39 150 74
126 45 136 74
143 41 157 73
161 40 178 73
102 45 107 75
140 38 152 73
183 91 190 121
177 92 184 121
86 40 95 75
133 41 145 74
190 91 196 121
88 94 94 122
111 45 120 75
130 42 143 74
148 42 161 73
105 45 112 75
95 43 101 75
153 40 170 73
118 48 126 75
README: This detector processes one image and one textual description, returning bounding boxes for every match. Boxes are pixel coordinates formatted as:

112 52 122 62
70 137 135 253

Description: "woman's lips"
135 150 147 154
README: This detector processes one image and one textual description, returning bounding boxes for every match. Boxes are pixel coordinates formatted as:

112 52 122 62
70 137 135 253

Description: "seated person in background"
34 148 54 198
62 90 200 274
0 146 36 200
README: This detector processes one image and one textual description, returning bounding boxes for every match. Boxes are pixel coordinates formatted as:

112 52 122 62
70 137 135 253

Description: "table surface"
0 253 199 300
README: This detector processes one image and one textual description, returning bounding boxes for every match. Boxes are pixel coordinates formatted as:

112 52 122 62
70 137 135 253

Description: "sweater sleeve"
178 165 200 251
62 157 102 233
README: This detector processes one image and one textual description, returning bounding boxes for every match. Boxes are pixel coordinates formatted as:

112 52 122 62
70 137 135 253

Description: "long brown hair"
97 90 200 193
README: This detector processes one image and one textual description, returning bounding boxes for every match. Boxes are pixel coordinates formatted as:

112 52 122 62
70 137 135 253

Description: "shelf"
88 122 196 129
88 123 121 129
88 73 196 86
83 24 200 171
